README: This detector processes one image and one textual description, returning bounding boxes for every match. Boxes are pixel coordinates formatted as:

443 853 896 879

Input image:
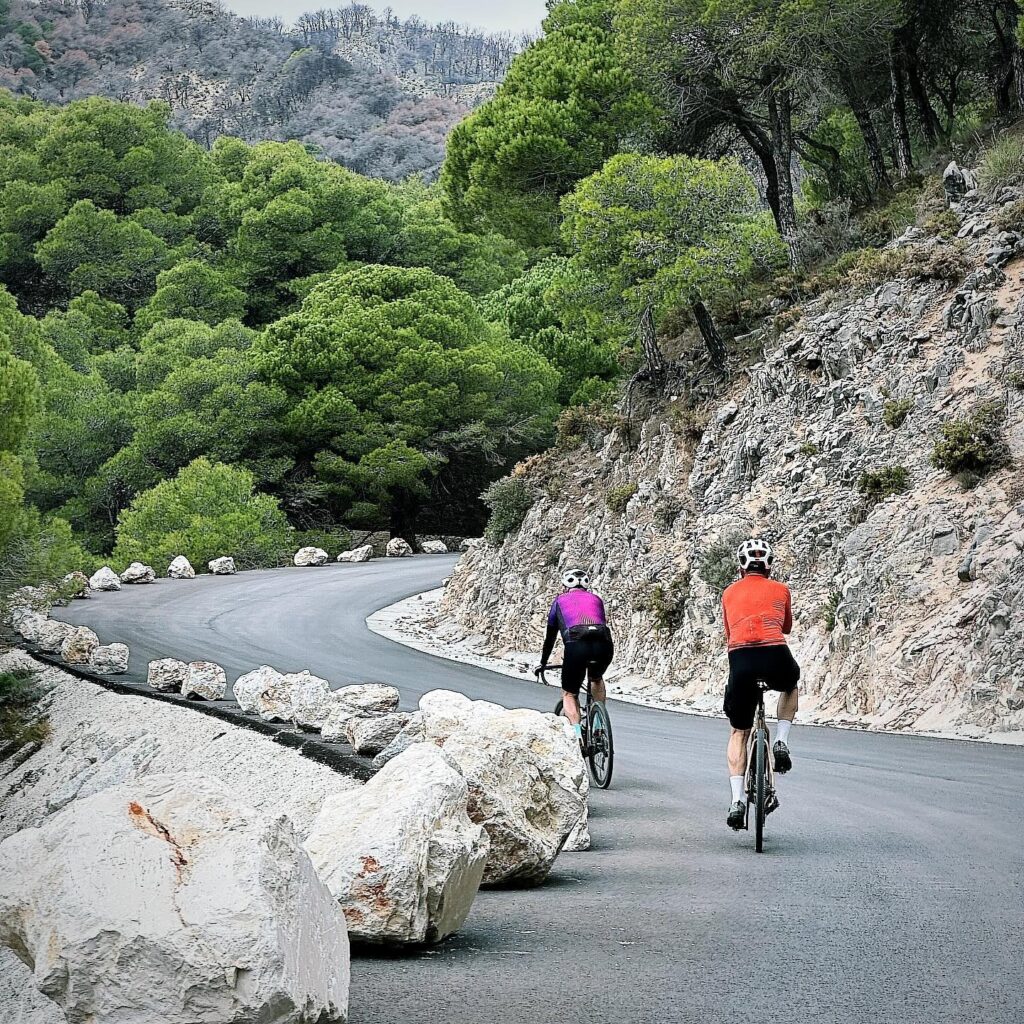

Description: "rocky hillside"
441 171 1024 740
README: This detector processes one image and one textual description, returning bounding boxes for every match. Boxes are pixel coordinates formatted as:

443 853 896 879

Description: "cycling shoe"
727 800 746 830
773 740 792 774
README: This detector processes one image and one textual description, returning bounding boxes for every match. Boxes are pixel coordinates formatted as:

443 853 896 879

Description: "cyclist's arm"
541 601 559 665
783 588 793 634
721 595 731 644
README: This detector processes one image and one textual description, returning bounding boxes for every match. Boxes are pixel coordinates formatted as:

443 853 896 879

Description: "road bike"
744 680 778 852
536 664 614 789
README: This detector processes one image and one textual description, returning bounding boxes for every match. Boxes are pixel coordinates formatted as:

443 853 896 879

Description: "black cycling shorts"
723 644 800 730
561 624 614 696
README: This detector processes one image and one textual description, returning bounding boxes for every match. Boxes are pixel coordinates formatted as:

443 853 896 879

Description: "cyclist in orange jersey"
720 538 799 830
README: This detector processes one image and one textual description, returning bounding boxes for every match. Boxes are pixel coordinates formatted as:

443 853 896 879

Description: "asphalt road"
56 557 1024 1024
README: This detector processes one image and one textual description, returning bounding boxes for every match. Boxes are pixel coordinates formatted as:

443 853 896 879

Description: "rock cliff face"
441 186 1024 739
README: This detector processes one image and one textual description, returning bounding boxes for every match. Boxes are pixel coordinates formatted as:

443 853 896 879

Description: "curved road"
57 558 1024 1024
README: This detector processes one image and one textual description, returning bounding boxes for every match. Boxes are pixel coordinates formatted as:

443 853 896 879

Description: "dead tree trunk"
691 300 728 375
767 79 800 268
889 43 915 179
638 304 666 383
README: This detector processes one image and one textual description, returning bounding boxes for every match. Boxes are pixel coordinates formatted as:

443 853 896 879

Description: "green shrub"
638 577 690 632
931 401 1011 478
113 458 292 571
921 209 959 239
822 590 841 633
883 398 914 428
606 483 638 514
993 199 1024 234
1007 370 1024 391
0 666 49 747
979 133 1024 194
0 510 98 597
654 497 683 530
857 466 909 504
482 476 535 545
856 190 920 247
799 442 819 456
289 527 353 561
699 531 748 593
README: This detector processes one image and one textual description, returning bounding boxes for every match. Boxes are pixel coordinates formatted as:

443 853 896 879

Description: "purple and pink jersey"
547 590 607 637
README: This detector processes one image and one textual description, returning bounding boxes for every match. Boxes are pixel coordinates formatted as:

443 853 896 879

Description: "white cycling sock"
729 775 745 803
777 719 792 745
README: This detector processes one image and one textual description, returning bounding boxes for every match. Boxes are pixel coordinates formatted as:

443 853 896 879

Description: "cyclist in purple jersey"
537 569 614 738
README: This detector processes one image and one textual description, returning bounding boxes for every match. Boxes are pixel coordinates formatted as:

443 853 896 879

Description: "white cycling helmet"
737 538 774 574
561 568 591 589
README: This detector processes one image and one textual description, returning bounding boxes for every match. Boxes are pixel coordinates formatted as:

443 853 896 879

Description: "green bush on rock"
931 402 1011 479
482 477 535 545
112 458 291 571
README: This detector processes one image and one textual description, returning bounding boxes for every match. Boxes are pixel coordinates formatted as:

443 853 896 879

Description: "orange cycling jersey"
721 573 793 651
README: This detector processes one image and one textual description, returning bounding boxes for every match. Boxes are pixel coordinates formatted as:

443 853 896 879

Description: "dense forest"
2 0 1024 590
0 0 523 179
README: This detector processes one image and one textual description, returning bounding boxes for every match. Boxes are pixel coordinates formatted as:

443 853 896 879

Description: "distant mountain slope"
294 5 530 106
0 0 523 178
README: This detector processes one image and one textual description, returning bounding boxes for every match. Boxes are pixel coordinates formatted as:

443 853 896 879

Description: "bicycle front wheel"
588 700 614 789
754 728 766 853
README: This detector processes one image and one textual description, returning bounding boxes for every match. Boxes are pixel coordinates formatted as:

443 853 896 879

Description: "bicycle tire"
588 701 614 789
755 728 766 853
554 698 564 717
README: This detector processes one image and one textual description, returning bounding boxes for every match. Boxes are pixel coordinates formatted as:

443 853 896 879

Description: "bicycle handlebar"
534 664 562 685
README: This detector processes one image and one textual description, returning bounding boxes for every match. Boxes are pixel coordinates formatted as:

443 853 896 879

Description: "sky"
224 0 548 33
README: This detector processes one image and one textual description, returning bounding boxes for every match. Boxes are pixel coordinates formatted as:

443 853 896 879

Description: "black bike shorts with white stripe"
724 644 800 730
561 625 614 695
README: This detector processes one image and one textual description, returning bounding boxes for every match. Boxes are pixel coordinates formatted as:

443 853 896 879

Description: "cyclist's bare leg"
727 728 751 776
589 674 607 703
562 690 582 725
777 687 799 723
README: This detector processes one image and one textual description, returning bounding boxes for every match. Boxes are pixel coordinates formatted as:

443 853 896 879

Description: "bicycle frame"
744 683 775 827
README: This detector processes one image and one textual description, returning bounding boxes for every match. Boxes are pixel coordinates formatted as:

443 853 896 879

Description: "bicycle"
743 680 778 852
535 664 614 789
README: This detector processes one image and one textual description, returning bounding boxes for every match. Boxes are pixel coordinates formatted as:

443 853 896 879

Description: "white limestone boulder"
420 540 448 554
418 689 590 885
14 611 48 643
167 555 195 579
0 773 350 1024
34 620 75 654
148 658 188 692
304 744 487 945
337 545 373 563
181 661 227 701
459 538 481 552
290 672 334 730
233 665 286 716
385 537 413 558
88 566 121 591
208 556 236 575
60 626 100 665
335 548 372 565
294 546 329 567
371 712 426 768
334 683 401 714
120 562 156 584
90 643 130 675
345 712 410 755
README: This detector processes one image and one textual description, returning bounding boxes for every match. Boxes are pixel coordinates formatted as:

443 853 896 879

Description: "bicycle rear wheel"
587 701 614 789
554 698 564 716
754 728 766 852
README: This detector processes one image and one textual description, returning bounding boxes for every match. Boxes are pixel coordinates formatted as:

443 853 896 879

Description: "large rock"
34 620 74 654
208 556 236 575
418 690 589 885
420 540 448 554
290 672 334 730
233 665 287 717
345 712 410 755
167 555 195 579
88 566 121 591
294 546 329 567
181 661 227 701
90 643 130 675
120 561 156 584
14 611 48 643
0 774 350 1023
147 658 188 692
305 744 487 945
371 713 426 768
385 537 413 558
59 626 100 665
334 683 401 714
337 545 373 563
